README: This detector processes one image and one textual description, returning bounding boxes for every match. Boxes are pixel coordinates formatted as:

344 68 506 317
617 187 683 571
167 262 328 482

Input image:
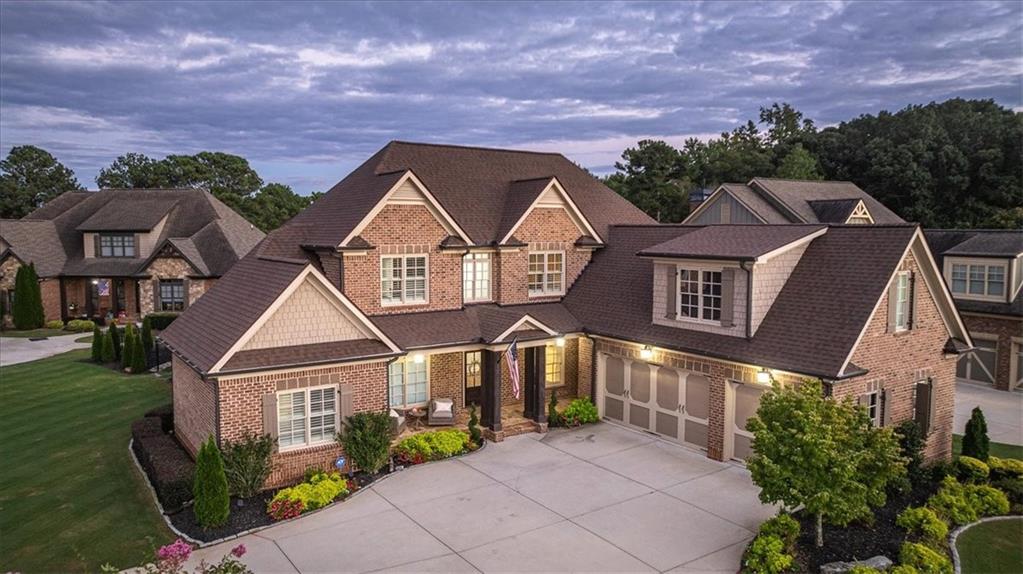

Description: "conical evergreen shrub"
194 436 230 528
109 323 121 361
28 263 44 328
122 326 135 371
12 264 41 330
962 407 990 460
141 316 154 353
100 329 115 363
91 325 103 363
130 333 147 374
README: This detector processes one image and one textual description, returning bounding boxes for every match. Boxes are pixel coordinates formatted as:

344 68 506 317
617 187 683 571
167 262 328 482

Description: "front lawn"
953 434 1023 459
956 517 1023 574
0 349 173 572
0 328 69 338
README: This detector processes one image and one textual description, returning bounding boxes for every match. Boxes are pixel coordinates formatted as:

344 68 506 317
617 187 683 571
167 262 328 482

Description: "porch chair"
389 408 406 435
427 398 455 426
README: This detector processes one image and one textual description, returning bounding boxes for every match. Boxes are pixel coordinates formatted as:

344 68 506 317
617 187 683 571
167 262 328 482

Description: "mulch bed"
792 481 939 572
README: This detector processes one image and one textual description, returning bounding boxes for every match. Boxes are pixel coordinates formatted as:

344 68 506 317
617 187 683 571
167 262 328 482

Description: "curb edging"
948 515 1021 574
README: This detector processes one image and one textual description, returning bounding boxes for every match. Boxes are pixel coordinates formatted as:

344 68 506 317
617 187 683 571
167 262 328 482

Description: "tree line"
0 147 319 231
604 99 1022 228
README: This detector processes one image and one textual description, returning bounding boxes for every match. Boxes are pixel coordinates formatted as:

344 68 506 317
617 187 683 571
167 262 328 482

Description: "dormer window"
677 267 722 322
98 233 135 258
950 261 1005 298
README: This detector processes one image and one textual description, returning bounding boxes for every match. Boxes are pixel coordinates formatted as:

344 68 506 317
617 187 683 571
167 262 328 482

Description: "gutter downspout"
740 261 754 339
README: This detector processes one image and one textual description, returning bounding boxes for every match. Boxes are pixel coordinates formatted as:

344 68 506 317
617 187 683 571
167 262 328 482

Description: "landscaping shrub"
896 506 948 546
927 476 1010 525
141 316 154 353
394 429 471 464
145 312 180 330
109 323 122 361
130 332 147 374
743 534 793 574
193 436 230 528
267 471 349 520
899 542 952 574
337 411 392 474
961 407 989 461
547 390 564 428
848 567 882 574
561 397 598 426
988 456 1023 481
144 403 174 433
992 477 1023 507
131 418 195 511
45 319 64 330
956 456 990 483
12 263 44 330
122 325 136 370
467 404 483 445
100 329 115 363
91 324 103 363
145 538 249 574
758 514 799 552
971 483 1010 516
65 319 95 332
896 420 926 484
889 566 921 574
221 432 275 499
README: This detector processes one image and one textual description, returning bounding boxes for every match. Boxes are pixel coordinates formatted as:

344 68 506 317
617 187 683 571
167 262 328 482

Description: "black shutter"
720 268 735 327
153 279 161 313
93 234 101 257
914 381 932 433
909 272 918 330
664 265 677 319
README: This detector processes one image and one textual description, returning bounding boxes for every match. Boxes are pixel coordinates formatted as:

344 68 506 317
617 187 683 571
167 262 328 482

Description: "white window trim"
380 254 430 307
463 252 492 303
389 358 431 409
863 389 880 427
672 262 725 326
277 384 338 453
528 250 566 297
894 271 911 332
944 257 1009 302
545 344 565 388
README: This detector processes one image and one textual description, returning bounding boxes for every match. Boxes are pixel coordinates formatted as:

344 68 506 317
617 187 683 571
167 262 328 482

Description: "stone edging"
128 437 488 548
948 515 1020 574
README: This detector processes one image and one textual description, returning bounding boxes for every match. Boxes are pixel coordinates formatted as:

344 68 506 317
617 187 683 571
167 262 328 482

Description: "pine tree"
194 436 230 528
141 316 154 353
121 325 135 371
130 332 147 374
109 323 121 361
961 407 990 460
91 325 103 363
100 329 115 363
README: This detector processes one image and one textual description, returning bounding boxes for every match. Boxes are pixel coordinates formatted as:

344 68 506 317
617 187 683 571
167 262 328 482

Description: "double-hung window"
894 271 910 332
160 280 185 311
677 267 722 322
389 358 428 409
99 234 135 257
463 253 491 302
528 252 564 296
545 344 564 387
277 386 336 449
381 255 427 305
950 262 1005 299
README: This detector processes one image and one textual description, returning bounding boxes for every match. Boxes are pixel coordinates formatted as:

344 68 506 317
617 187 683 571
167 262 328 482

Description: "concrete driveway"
190 423 775 573
0 333 91 366
954 381 1023 446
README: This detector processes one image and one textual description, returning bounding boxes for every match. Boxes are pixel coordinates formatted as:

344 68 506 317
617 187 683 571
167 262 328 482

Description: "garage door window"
957 338 997 386
733 383 766 460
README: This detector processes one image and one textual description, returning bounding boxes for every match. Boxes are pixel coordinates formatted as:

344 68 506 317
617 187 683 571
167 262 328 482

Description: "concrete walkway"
954 381 1023 446
0 333 91 366
189 423 776 573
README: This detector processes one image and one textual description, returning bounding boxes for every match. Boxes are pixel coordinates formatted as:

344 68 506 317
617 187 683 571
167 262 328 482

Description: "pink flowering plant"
144 539 251 574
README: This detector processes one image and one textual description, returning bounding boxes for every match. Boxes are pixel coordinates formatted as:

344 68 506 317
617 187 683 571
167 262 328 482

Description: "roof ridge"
388 140 564 158
752 177 856 185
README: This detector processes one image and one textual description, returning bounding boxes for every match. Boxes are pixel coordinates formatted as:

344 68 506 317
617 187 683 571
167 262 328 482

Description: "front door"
464 351 483 407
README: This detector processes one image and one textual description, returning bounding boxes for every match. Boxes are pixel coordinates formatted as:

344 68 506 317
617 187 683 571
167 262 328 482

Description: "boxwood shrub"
65 319 95 332
144 312 179 330
394 429 470 464
899 542 952 574
144 403 174 433
131 417 195 512
955 456 989 483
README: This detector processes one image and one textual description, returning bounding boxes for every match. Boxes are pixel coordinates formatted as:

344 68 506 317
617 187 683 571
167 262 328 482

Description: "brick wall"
837 250 958 462
497 208 593 305
962 313 1021 391
215 360 389 487
429 352 465 409
63 278 87 319
40 279 61 322
577 337 594 400
171 355 217 457
343 204 462 315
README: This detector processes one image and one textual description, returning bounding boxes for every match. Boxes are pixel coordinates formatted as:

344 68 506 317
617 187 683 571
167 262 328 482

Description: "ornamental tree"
141 316 154 353
130 333 147 375
121 324 135 371
90 325 103 363
961 407 989 461
746 379 906 547
12 263 43 330
194 436 230 528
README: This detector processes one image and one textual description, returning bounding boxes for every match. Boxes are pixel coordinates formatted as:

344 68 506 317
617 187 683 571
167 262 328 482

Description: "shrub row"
145 312 179 330
742 514 799 574
267 471 351 521
394 429 471 465
132 417 195 512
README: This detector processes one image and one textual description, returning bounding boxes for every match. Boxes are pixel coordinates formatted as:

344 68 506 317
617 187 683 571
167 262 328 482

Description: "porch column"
480 349 502 432
524 346 547 424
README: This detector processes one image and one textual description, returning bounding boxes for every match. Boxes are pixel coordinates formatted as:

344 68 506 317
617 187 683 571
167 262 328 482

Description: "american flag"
505 337 521 399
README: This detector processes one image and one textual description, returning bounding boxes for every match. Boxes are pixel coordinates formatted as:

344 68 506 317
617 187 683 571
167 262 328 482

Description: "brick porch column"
481 349 502 433
523 346 546 423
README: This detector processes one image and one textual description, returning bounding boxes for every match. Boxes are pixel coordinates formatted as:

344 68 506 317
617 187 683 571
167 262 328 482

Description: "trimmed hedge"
144 403 174 434
145 312 180 330
131 417 195 512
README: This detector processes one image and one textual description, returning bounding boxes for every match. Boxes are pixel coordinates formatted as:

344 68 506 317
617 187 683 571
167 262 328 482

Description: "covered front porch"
61 276 141 324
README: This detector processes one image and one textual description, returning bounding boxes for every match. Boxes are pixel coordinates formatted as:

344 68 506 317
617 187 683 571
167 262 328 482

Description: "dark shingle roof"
221 339 396 374
638 224 825 261
925 229 1023 317
0 220 66 277
808 199 861 223
565 224 919 379
750 178 904 224
75 197 179 231
943 232 1023 257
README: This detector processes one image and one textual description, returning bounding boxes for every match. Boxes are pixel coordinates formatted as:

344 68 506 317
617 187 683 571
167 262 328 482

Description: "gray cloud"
1 0 1020 192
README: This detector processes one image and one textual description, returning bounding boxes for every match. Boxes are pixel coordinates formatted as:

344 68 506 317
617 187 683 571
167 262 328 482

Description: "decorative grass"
956 517 1023 574
0 349 173 572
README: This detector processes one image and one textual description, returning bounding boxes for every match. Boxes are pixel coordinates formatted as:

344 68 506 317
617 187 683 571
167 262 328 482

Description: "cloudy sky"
1 1 1020 193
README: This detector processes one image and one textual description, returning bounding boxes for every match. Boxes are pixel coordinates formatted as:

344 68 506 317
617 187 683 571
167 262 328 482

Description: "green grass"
75 335 93 344
0 328 71 338
953 434 1023 460
957 517 1023 574
0 349 173 573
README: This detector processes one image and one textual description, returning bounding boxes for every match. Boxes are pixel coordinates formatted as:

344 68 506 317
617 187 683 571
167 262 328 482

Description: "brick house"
926 230 1023 392
160 142 972 487
0 189 264 326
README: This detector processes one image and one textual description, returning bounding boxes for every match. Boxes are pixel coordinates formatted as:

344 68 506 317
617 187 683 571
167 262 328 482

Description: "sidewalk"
0 333 91 366
954 381 1023 446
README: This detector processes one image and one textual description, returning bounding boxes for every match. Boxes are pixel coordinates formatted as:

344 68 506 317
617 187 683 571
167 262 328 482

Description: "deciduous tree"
0 146 84 219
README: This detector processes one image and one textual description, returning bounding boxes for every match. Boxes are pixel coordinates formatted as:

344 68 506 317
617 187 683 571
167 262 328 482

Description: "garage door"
598 353 709 449
730 383 767 461
957 338 997 386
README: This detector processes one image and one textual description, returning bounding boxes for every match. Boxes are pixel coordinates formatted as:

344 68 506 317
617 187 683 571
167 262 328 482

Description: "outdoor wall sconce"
412 353 425 364
639 345 654 360
555 336 566 347
756 368 772 384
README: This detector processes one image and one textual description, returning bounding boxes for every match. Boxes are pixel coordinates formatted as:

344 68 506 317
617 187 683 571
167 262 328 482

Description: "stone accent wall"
215 360 389 487
652 263 748 337
139 257 205 316
241 277 366 351
343 204 462 315
961 313 1021 391
429 352 465 409
497 207 593 305
832 250 957 462
750 243 808 334
172 355 217 457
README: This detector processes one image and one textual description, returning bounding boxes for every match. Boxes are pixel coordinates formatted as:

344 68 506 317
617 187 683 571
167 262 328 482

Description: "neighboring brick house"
0 189 264 326
926 230 1023 392
160 141 972 487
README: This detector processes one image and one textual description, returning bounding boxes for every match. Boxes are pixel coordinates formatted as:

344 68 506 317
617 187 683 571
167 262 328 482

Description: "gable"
500 178 602 244
241 275 372 351
687 190 764 225
492 314 558 342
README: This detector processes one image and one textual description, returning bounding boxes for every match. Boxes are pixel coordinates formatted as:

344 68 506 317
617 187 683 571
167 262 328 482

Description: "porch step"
502 420 541 437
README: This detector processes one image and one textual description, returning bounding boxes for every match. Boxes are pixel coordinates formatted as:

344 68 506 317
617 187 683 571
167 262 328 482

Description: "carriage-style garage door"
598 353 710 450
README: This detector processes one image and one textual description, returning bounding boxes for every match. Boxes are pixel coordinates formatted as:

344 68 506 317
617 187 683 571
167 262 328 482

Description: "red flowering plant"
267 497 304 521
140 539 250 574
